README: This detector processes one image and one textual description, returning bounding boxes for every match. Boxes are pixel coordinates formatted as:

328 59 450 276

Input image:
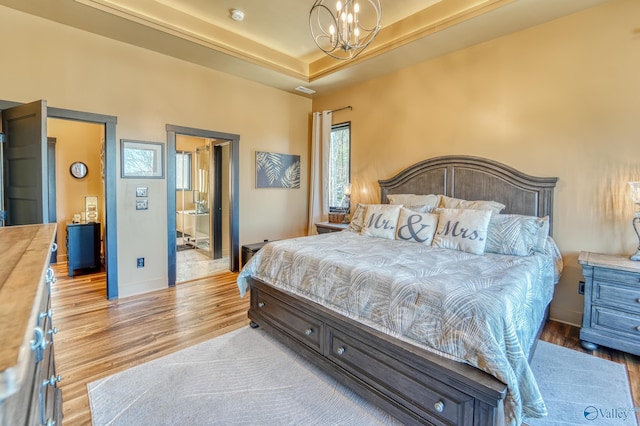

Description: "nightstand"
578 251 640 356
315 221 349 234
242 241 273 268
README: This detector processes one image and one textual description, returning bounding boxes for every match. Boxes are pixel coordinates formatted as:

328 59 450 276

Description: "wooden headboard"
378 155 558 234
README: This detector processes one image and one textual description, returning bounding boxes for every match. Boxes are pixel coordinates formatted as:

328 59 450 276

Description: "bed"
238 155 560 426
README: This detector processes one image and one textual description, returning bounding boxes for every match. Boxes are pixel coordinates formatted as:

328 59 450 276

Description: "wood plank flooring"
50 265 639 425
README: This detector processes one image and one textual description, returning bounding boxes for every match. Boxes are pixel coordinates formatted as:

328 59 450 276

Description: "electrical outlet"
137 257 145 268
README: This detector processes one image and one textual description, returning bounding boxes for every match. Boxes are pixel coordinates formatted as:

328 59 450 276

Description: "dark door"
48 137 57 263
1 100 48 225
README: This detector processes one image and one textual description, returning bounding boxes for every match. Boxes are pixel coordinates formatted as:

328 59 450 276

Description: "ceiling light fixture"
309 0 381 60
230 9 245 22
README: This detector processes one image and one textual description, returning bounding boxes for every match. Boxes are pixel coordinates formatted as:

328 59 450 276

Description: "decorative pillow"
432 208 492 254
440 195 505 214
387 194 440 209
347 203 369 233
361 205 402 240
484 214 549 256
395 207 439 245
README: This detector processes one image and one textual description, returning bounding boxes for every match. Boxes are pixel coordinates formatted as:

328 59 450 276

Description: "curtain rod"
314 106 352 114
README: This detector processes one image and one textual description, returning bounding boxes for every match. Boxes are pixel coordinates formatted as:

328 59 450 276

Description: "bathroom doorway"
166 125 240 286
175 136 228 282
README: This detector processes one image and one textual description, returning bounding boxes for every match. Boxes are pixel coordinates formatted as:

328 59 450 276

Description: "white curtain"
308 110 332 235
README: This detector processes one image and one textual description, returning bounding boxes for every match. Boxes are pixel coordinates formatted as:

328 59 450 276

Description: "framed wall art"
256 151 300 189
121 139 164 178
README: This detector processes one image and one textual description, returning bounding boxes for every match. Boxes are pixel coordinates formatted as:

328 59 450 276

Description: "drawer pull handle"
636 298 640 303
336 347 345 355
51 243 58 253
43 375 63 387
258 302 265 308
31 327 44 351
434 400 445 412
305 328 313 336
636 326 640 332
40 309 54 320
49 327 59 336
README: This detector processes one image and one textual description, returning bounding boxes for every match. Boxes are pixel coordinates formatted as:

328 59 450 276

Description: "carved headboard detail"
378 155 558 234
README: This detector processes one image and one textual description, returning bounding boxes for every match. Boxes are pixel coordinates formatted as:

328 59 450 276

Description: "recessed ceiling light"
295 86 316 95
230 9 245 22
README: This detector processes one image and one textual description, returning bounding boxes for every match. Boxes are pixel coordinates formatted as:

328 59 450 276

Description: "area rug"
88 328 637 426
525 341 637 426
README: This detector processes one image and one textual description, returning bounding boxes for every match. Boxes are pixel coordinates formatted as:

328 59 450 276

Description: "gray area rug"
88 328 637 426
525 341 637 426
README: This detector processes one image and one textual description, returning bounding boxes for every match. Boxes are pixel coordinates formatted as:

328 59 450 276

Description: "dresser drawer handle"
336 347 345 355
304 328 313 336
434 400 445 412
31 327 44 351
42 375 63 387
258 302 265 308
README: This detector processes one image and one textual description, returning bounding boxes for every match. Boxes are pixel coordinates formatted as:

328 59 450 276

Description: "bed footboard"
247 277 507 426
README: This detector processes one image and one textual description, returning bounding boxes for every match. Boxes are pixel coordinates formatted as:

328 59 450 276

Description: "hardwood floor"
50 265 639 425
50 264 250 425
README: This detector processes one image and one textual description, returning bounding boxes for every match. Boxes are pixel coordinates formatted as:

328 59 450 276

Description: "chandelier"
309 0 382 60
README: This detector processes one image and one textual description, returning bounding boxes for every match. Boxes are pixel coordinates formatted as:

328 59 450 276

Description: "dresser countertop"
0 224 56 399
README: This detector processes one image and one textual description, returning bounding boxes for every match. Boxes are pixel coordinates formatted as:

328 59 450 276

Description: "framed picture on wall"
256 151 300 188
121 139 164 178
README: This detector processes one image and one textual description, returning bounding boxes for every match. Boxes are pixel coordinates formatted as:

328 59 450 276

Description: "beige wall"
312 0 640 325
48 118 104 261
0 6 311 297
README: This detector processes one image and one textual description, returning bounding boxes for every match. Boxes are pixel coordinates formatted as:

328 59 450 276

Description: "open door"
1 100 48 225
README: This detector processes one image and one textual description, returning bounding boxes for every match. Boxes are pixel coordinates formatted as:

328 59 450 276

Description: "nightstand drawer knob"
304 328 313 336
434 400 445 412
336 347 345 355
258 302 265 308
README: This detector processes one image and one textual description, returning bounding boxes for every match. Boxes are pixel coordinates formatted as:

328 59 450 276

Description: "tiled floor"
176 247 230 283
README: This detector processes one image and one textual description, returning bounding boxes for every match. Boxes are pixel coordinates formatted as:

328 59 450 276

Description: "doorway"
166 124 239 286
0 99 119 299
175 136 228 282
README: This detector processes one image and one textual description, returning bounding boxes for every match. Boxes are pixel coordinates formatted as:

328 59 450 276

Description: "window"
328 122 351 211
176 152 192 190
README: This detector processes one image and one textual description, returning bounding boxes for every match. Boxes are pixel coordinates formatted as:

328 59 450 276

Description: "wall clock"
70 161 88 179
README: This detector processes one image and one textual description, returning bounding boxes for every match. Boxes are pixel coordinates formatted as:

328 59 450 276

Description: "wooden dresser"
0 224 62 426
579 251 640 356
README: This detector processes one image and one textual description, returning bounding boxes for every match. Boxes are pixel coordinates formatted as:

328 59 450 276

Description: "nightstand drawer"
594 268 640 286
593 281 640 313
591 306 640 336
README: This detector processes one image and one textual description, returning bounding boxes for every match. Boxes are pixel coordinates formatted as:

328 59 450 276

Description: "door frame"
0 100 119 299
166 124 240 286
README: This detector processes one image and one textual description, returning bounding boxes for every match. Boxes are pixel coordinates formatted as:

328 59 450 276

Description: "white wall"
0 6 311 297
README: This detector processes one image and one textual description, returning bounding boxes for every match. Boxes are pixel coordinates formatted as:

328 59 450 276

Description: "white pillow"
387 194 440 209
395 207 439 245
432 208 492 254
361 205 402 240
347 203 369 233
484 214 550 256
440 195 505 214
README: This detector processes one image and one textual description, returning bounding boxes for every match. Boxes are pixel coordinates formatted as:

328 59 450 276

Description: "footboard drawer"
326 327 474 426
253 289 324 353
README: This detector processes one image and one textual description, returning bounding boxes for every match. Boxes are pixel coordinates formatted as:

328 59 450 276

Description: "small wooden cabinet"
579 251 640 356
66 222 101 276
315 221 349 234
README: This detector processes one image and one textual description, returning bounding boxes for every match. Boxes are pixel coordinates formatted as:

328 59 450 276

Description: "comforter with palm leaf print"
237 231 561 426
